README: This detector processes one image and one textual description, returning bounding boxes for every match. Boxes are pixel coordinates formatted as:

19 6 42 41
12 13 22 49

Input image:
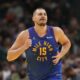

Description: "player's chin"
39 23 46 26
40 20 47 23
39 22 47 26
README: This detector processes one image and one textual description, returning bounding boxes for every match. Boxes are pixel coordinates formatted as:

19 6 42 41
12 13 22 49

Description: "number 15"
39 47 46 55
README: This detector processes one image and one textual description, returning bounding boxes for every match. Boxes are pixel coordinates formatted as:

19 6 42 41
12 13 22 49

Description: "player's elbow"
7 50 14 62
7 54 12 62
7 56 12 62
67 39 71 49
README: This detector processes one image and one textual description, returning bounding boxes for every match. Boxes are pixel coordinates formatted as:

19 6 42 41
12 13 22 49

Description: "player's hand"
24 39 32 50
52 52 62 65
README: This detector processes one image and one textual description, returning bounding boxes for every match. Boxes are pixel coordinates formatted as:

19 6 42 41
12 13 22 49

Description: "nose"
42 13 44 16
41 14 46 18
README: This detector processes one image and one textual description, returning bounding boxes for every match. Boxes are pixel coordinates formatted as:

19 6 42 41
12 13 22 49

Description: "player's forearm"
60 40 71 58
7 45 26 61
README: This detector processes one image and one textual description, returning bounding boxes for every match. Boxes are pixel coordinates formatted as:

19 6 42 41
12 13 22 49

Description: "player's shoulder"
17 29 29 39
52 26 63 32
51 26 64 35
19 27 33 38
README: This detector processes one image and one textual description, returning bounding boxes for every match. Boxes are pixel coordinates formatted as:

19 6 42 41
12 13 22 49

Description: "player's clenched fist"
24 39 32 50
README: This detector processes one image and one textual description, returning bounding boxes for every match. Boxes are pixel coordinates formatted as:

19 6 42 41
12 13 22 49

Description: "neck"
34 24 47 36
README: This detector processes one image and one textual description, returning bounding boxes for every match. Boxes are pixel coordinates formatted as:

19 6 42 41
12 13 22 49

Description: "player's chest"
31 36 55 52
26 35 58 62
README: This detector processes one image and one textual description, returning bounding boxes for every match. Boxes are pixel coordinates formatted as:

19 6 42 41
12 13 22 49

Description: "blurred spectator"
0 0 80 80
64 67 77 80
18 21 26 32
18 66 29 80
7 1 23 20
69 17 80 55
10 63 20 80
2 62 11 80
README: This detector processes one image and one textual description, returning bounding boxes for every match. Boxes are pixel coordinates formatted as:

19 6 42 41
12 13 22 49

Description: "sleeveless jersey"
25 26 62 80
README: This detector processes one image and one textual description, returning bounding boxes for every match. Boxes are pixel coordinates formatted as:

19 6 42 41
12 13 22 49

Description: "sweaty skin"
7 26 71 64
52 27 71 64
7 30 31 61
7 8 71 65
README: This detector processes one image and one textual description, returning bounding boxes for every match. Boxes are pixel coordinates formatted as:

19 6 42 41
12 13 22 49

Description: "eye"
44 13 47 16
38 13 47 16
38 13 42 16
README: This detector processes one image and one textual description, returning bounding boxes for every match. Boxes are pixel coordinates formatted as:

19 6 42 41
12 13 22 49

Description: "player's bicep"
58 28 70 45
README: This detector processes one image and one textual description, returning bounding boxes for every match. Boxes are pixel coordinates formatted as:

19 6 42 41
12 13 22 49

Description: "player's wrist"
57 52 63 59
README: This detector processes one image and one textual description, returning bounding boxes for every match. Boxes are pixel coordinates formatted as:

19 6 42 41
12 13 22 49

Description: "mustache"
40 18 46 20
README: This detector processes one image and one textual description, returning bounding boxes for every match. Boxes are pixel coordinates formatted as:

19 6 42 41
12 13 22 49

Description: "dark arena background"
0 0 80 80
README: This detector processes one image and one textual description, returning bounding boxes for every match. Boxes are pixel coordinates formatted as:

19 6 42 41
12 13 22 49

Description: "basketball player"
7 8 71 80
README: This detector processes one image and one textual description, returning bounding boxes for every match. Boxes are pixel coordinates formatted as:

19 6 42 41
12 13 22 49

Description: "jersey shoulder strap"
27 27 34 39
49 26 59 51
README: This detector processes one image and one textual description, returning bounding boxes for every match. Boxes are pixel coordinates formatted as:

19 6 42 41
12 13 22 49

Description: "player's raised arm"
52 27 71 64
7 30 32 61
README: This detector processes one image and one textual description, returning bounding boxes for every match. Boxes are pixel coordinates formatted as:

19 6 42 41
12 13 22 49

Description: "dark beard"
37 23 46 26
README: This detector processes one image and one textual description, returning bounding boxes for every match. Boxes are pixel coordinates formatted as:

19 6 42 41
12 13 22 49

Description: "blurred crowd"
0 0 80 80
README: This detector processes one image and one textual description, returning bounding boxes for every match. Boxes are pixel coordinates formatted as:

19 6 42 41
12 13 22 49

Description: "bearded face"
33 9 48 26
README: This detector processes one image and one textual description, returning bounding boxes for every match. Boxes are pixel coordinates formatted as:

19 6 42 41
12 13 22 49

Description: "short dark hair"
33 8 46 16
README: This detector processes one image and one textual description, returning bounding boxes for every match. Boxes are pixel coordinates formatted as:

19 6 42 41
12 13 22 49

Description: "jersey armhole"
50 26 60 52
27 28 32 39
